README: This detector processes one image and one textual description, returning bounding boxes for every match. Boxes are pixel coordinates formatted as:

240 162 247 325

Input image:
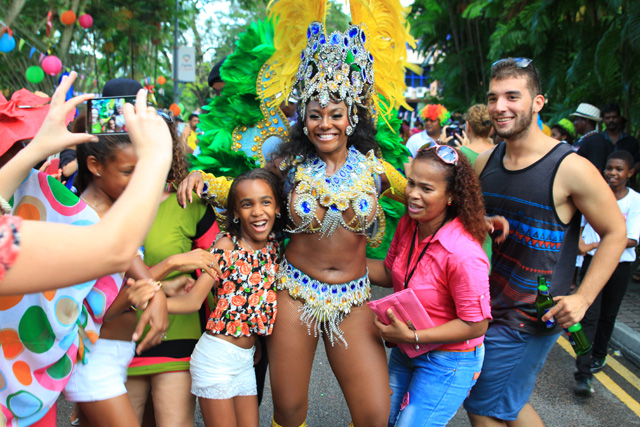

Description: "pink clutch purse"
367 288 439 358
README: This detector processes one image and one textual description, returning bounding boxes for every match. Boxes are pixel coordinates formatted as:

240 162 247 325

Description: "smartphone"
86 96 136 135
446 125 460 138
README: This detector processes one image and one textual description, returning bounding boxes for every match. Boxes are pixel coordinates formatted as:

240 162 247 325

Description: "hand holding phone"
122 89 172 166
446 125 460 138
28 72 97 159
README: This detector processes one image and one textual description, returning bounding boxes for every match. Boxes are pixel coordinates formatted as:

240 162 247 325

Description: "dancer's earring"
303 126 309 136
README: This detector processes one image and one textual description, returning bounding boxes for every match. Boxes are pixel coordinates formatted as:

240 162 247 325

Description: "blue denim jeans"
388 345 484 427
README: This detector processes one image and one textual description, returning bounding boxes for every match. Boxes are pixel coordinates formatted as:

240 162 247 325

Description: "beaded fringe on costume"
277 259 370 347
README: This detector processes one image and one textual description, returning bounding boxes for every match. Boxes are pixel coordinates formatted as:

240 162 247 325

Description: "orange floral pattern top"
206 233 280 337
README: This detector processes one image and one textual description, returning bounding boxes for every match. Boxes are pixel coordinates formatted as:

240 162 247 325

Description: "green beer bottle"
535 276 592 355
536 276 556 329
565 323 592 356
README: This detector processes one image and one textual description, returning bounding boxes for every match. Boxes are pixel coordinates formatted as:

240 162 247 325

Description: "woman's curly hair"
274 103 378 175
466 104 492 139
414 148 487 244
165 118 188 187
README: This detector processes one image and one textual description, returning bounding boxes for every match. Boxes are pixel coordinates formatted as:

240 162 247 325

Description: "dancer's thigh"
267 290 319 425
325 304 390 427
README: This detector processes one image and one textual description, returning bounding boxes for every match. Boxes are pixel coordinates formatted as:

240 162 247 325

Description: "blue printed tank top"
480 141 580 335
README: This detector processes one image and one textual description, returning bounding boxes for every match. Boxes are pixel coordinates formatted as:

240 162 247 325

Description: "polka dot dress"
0 170 122 426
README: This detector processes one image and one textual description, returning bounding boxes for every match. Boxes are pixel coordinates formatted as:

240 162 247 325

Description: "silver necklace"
240 236 256 251
80 195 103 216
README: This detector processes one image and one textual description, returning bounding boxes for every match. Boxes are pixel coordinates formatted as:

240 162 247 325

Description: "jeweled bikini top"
288 146 385 238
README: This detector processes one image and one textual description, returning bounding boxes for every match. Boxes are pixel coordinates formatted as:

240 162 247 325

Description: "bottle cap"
567 323 582 333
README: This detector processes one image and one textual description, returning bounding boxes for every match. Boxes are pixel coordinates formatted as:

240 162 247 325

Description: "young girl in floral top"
165 168 284 427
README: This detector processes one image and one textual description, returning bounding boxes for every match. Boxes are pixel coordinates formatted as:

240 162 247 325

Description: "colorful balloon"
78 14 93 29
157 76 166 85
0 32 16 53
26 66 45 84
169 103 181 116
60 10 76 26
41 56 62 76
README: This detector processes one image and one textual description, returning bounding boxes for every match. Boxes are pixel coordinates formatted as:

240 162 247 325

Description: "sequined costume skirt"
277 258 371 347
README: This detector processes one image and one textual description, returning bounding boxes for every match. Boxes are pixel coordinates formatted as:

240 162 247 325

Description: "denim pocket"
425 350 460 371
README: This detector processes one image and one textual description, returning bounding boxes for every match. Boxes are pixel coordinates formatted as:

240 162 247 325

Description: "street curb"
611 321 640 368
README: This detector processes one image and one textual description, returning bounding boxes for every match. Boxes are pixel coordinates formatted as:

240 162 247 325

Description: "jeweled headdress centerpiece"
297 22 374 136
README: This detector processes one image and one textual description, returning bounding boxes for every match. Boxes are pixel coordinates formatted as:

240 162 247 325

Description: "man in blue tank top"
463 58 627 427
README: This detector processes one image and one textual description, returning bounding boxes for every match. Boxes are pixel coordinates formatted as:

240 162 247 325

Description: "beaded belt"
277 259 370 347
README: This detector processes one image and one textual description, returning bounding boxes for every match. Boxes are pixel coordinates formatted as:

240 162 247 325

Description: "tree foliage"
409 0 640 132
0 0 200 96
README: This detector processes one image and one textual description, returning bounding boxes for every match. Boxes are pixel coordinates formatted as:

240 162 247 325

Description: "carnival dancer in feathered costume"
177 1 416 425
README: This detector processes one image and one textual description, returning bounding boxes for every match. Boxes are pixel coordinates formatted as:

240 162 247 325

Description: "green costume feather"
188 19 276 176
367 99 408 259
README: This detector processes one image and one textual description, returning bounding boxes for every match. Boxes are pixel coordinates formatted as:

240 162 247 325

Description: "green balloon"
178 102 185 113
26 66 45 84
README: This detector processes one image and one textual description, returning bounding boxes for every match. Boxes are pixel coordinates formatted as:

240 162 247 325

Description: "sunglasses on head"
491 57 533 69
417 141 459 166
157 110 174 124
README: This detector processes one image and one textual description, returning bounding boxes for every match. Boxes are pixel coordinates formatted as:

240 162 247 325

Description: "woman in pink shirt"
368 143 492 427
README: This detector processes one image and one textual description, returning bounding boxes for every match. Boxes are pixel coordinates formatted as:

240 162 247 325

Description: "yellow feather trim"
265 0 328 103
350 0 419 127
380 159 407 203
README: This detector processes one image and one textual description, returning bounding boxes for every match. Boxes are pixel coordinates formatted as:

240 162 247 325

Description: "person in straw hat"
571 103 608 172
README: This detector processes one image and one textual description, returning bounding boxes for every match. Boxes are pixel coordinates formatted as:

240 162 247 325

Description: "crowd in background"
0 18 638 427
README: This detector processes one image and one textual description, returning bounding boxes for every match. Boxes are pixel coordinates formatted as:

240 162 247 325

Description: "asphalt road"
56 285 640 426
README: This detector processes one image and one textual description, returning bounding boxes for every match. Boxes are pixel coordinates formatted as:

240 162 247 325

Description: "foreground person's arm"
1 88 172 294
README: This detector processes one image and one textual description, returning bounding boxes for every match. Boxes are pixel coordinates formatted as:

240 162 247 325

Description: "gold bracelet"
151 280 163 290
0 195 12 215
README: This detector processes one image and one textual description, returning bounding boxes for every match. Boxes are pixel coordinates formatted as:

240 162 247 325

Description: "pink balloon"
78 14 93 29
42 56 62 76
